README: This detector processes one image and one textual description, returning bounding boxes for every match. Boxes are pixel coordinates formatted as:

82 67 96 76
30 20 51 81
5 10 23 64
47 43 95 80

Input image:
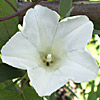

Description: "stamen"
43 54 53 66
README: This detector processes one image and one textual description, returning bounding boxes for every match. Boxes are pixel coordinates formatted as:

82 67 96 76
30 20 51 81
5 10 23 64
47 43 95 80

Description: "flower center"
43 54 53 66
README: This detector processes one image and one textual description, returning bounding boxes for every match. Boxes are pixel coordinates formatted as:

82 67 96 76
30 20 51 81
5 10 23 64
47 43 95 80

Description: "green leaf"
0 63 25 83
49 93 55 100
88 91 97 100
0 41 5 50
97 83 100 97
0 89 23 100
87 82 97 100
44 92 55 100
0 86 42 100
23 86 42 100
59 0 72 18
5 79 20 92
65 7 74 17
94 22 100 30
0 0 18 42
93 29 100 35
0 59 2 64
0 83 6 89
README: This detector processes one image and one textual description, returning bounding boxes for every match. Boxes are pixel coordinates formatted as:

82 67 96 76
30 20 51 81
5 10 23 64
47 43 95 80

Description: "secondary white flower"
1 5 99 96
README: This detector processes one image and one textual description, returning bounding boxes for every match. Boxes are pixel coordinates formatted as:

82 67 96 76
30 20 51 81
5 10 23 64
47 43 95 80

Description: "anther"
46 62 50 66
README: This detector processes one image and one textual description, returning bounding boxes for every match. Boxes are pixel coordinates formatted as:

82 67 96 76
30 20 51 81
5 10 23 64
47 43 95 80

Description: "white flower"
1 5 99 96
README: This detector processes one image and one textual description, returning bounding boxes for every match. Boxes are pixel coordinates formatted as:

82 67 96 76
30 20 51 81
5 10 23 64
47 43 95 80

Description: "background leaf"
44 92 55 100
0 63 25 83
87 82 97 100
23 86 42 100
94 22 100 30
0 0 18 42
0 86 42 100
59 0 72 18
97 83 100 98
0 89 22 100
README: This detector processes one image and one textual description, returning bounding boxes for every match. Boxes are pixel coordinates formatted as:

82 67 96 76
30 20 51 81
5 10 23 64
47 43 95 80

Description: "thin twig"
0 0 43 21
6 0 17 12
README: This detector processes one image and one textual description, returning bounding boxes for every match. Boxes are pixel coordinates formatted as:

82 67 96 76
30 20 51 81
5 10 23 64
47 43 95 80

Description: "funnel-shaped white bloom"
1 5 99 96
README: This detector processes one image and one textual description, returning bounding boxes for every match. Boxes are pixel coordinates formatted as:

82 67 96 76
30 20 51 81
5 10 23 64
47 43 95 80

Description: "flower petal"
22 5 60 51
27 67 68 96
1 32 40 70
59 62 97 83
67 48 99 74
56 16 93 51
59 48 99 83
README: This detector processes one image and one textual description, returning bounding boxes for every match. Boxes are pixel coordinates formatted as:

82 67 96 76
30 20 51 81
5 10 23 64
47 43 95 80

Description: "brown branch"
71 1 100 22
40 1 100 22
17 1 100 23
1 1 100 23
6 0 17 12
0 0 43 21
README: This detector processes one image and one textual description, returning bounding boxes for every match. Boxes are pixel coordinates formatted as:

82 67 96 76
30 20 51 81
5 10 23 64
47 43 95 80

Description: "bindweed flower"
1 5 99 96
